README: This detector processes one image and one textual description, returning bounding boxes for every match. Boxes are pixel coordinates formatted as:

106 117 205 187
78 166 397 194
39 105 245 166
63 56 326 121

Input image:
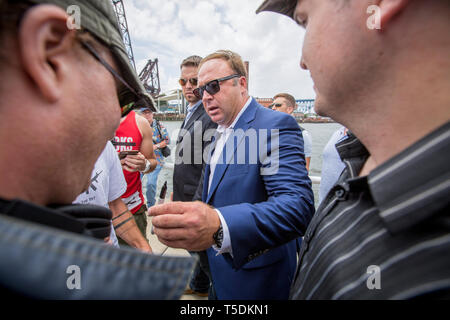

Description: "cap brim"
28 0 153 110
111 45 156 111
137 92 157 112
256 0 297 20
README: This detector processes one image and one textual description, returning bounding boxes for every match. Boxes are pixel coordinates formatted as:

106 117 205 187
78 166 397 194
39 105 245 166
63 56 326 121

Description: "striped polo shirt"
290 121 450 299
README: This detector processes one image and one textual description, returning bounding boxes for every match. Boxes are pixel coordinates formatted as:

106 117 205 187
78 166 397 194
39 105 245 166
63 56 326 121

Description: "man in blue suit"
150 50 314 299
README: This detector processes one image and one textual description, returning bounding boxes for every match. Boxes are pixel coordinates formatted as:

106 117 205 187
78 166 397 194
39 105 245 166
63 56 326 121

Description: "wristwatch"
143 159 151 172
213 225 223 248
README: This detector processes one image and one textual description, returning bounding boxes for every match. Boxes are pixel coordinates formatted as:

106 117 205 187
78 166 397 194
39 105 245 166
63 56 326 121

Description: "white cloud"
122 0 316 99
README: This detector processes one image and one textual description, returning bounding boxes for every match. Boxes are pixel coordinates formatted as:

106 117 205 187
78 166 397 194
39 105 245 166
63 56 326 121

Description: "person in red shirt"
115 107 157 245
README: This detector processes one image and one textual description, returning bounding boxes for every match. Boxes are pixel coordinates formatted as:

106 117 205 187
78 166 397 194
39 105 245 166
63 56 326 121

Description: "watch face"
214 226 223 247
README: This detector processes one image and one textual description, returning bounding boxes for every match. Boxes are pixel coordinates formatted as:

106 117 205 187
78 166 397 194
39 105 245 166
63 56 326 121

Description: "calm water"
146 121 343 208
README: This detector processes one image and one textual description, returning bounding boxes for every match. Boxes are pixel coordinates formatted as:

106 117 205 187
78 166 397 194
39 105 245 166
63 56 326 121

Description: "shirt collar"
335 132 369 179
217 96 253 134
187 100 202 113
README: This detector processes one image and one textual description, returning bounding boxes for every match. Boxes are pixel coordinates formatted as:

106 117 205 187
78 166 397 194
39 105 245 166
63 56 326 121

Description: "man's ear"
378 0 411 29
239 76 248 94
288 106 294 114
19 5 77 103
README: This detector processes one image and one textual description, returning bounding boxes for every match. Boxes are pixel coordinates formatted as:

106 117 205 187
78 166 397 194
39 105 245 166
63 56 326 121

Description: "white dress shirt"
183 100 202 128
208 97 253 256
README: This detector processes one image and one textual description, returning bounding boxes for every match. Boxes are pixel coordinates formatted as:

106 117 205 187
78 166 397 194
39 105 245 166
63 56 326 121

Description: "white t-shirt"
318 126 348 204
73 141 127 247
302 130 312 158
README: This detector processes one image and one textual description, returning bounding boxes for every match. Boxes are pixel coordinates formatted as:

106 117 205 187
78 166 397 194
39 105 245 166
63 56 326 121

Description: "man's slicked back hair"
274 93 296 108
180 55 203 69
199 50 248 79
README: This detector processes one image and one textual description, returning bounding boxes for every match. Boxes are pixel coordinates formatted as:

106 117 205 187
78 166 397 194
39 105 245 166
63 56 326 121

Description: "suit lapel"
176 103 204 148
185 104 204 131
206 100 257 203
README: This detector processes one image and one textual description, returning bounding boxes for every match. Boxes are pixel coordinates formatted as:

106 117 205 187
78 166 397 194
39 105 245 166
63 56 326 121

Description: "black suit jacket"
173 103 217 202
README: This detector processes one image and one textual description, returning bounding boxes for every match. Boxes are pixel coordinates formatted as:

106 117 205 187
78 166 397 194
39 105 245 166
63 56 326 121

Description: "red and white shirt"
114 111 145 214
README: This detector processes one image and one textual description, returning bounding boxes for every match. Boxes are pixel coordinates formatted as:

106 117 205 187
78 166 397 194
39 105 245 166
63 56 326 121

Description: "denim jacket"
0 214 195 299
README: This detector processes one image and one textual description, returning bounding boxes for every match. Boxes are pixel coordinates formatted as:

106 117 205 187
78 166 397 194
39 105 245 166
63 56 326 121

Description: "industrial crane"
111 0 161 97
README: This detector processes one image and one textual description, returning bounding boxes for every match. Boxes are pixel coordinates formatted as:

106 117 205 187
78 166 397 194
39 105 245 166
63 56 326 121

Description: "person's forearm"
110 199 153 253
117 221 153 252
144 158 158 173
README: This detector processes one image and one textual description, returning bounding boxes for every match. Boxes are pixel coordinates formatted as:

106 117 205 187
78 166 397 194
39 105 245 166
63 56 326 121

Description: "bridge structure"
139 59 161 97
296 99 316 114
112 0 161 98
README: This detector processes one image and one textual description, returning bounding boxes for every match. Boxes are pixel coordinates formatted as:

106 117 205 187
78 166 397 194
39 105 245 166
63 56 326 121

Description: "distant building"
255 97 316 114
155 89 185 113
255 97 273 108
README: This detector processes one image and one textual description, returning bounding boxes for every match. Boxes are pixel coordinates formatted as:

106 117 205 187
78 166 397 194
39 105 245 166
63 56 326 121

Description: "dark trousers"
189 250 211 294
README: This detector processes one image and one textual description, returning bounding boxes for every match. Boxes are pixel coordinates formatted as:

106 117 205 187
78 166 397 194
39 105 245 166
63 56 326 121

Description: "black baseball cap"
27 0 150 109
256 0 298 20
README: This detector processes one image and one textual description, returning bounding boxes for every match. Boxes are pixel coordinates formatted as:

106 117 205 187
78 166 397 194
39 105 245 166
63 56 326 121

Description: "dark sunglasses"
193 74 240 99
179 78 198 86
79 40 143 116
269 103 283 109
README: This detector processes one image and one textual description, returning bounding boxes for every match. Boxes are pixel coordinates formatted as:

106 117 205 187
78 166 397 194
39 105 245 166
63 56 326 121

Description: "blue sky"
123 0 316 100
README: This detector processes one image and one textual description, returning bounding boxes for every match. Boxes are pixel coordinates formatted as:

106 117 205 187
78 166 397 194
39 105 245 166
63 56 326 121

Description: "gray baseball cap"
27 0 152 109
256 0 298 20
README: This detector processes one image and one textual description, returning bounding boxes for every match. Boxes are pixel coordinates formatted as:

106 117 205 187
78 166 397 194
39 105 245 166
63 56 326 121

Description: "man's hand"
148 201 220 251
153 140 168 151
139 244 153 254
104 236 113 245
121 152 146 172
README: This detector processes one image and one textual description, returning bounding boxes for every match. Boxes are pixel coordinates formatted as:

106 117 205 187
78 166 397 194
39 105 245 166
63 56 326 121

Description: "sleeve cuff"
212 209 233 257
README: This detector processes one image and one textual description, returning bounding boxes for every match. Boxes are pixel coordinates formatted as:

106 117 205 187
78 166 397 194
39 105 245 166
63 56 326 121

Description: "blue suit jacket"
202 99 314 299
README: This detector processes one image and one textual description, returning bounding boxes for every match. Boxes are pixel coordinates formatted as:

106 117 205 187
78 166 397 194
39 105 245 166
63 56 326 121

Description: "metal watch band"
213 225 223 248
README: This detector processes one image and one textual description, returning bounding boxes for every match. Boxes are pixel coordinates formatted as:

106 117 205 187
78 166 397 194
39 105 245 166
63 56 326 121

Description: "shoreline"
154 114 335 124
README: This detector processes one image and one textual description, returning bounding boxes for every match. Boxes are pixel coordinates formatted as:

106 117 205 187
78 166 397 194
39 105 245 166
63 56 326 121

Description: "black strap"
0 199 84 234
111 141 136 147
56 204 112 239
112 209 130 221
155 120 170 157
114 216 134 230
155 120 164 140
0 199 112 240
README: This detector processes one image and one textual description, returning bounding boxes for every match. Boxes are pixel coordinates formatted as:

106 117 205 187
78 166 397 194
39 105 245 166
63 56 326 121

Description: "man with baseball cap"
257 0 450 299
0 0 194 299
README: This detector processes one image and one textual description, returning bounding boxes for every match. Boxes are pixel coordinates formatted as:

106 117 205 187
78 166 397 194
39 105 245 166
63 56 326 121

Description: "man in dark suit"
173 55 217 202
173 55 217 297
151 50 314 299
